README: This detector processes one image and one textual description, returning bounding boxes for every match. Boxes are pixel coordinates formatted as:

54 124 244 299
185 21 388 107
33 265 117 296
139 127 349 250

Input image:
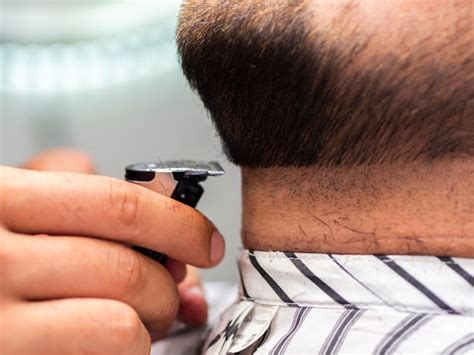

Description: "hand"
0 149 225 355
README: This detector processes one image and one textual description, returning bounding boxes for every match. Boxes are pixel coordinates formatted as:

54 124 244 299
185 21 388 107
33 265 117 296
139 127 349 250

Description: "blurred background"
0 0 241 281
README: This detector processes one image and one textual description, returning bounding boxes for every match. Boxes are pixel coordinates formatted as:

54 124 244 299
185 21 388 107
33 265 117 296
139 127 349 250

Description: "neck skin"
241 159 474 257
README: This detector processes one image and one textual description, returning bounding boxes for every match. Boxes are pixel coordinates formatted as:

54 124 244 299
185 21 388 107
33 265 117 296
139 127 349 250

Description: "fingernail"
210 230 225 263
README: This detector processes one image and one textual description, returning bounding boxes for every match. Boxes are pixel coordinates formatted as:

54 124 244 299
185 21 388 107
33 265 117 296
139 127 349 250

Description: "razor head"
125 160 224 263
125 160 225 183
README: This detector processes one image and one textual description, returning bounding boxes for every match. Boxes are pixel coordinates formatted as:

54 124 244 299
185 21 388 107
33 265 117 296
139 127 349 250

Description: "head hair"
177 1 473 167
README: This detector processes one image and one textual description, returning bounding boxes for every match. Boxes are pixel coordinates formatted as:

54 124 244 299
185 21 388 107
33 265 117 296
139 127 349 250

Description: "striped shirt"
203 250 474 355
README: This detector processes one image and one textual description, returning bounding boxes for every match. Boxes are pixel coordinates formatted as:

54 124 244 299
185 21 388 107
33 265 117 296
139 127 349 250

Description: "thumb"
21 148 95 174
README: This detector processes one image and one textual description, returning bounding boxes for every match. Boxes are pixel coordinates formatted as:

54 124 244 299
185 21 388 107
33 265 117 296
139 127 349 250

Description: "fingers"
4 233 179 335
135 169 209 327
1 166 225 267
177 266 208 326
21 148 95 174
1 299 150 355
134 172 177 196
165 258 187 283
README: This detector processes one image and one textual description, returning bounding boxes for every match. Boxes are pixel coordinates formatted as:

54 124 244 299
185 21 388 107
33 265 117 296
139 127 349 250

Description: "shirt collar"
238 249 474 315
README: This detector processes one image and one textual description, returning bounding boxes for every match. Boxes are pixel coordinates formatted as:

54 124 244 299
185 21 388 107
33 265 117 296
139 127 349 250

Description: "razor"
125 160 225 263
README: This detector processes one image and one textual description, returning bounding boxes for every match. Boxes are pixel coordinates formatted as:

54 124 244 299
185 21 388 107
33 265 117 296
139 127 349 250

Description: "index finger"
1 166 225 267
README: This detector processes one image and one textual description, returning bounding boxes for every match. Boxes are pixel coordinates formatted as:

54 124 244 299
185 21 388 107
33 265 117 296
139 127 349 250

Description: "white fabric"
151 282 238 355
202 250 474 355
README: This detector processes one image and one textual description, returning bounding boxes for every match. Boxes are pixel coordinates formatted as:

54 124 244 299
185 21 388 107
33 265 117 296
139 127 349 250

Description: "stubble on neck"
241 159 474 257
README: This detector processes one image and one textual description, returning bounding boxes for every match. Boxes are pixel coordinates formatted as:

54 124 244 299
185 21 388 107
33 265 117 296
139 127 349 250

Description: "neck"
241 159 474 257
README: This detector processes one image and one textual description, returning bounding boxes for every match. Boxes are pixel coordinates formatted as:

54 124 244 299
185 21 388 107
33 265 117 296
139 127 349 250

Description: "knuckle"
107 180 142 230
110 246 145 294
106 302 146 351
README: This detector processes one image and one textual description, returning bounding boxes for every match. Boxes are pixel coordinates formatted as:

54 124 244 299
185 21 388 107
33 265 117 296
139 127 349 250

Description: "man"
176 0 473 353
1 0 472 354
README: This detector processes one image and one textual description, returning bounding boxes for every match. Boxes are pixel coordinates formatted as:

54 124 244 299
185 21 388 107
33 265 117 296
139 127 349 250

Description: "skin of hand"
0 148 225 355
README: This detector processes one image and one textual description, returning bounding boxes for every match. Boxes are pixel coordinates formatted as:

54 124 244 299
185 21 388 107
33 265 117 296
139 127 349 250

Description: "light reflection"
1 23 177 94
